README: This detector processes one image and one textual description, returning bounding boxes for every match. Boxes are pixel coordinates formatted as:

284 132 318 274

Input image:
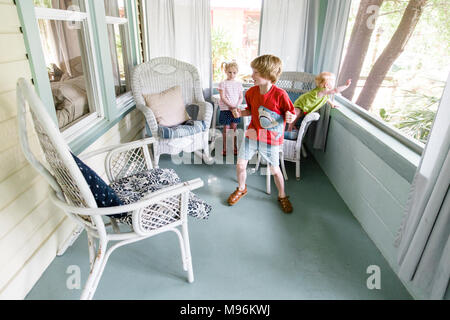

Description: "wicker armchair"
276 72 321 180
131 57 213 166
16 78 210 300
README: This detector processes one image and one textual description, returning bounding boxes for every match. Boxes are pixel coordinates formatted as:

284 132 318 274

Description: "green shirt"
293 87 329 114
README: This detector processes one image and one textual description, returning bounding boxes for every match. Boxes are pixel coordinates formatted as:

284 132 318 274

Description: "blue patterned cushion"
71 153 126 218
287 92 303 104
158 120 206 139
110 168 212 229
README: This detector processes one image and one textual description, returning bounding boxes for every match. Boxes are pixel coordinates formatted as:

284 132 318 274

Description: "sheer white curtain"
38 0 80 77
395 73 450 300
144 0 212 95
105 0 120 89
259 0 319 72
259 0 351 150
312 0 352 150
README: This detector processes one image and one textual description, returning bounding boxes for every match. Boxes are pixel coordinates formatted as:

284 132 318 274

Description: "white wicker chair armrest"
49 178 204 217
295 112 320 151
79 137 156 161
136 103 159 137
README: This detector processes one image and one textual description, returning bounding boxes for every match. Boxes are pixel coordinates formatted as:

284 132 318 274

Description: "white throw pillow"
143 85 190 127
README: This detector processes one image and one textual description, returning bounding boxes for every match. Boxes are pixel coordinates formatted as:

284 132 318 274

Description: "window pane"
339 0 450 144
34 0 85 11
105 0 130 97
37 17 98 130
104 0 126 17
210 0 262 84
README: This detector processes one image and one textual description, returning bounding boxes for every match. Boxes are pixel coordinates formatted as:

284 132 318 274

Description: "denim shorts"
218 110 241 125
237 137 280 166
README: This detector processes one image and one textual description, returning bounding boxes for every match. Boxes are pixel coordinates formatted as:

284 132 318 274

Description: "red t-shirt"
245 85 295 145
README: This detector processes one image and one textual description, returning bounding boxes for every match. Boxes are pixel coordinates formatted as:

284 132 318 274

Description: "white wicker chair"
131 57 213 166
276 72 321 180
16 78 206 300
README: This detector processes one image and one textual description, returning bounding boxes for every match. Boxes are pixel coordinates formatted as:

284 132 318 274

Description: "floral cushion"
109 168 211 229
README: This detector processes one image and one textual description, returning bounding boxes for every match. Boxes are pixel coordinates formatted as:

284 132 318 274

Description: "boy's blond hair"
221 61 239 72
250 54 282 83
315 72 336 88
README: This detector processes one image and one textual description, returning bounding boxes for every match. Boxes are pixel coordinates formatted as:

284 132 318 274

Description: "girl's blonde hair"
221 60 239 72
315 72 336 88
250 54 282 83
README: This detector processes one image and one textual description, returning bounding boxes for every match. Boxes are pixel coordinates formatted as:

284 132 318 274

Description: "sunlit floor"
26 153 411 300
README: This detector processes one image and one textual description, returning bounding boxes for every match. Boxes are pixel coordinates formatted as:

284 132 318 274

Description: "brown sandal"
227 185 247 206
278 196 293 213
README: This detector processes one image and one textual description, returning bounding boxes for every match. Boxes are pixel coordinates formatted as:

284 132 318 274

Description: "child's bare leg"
231 122 238 153
237 158 248 190
270 165 286 197
287 108 302 131
222 125 230 154
271 164 293 213
228 158 249 205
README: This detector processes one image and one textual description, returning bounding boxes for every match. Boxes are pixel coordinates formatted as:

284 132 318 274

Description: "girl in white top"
218 61 243 156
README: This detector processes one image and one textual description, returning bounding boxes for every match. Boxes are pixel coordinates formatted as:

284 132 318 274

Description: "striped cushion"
158 120 206 139
284 130 299 140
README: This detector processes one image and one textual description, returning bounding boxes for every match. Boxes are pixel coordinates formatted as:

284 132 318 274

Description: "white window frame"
105 1 134 108
34 2 105 142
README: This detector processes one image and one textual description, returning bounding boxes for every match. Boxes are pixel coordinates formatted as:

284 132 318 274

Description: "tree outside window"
339 0 450 144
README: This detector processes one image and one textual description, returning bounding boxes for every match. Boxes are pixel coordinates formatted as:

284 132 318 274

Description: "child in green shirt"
286 72 351 132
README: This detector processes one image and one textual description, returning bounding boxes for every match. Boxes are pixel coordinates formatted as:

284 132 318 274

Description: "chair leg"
81 241 108 300
255 152 261 172
202 135 215 165
171 228 187 271
296 160 301 181
57 224 83 256
280 151 288 180
301 144 308 158
154 151 160 168
181 220 194 283
87 233 96 272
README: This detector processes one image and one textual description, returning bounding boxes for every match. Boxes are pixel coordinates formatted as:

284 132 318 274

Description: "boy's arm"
282 91 296 123
319 79 352 96
327 100 337 109
333 79 352 94
232 108 251 118
232 90 251 118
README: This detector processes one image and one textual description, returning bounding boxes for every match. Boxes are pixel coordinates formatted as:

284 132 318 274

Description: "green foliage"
344 0 448 143
211 27 234 83
379 88 441 143
34 0 52 8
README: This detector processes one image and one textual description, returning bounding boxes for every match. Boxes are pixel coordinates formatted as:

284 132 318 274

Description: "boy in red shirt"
228 55 296 213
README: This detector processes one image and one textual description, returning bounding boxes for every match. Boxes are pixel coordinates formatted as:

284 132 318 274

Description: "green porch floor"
25 155 411 300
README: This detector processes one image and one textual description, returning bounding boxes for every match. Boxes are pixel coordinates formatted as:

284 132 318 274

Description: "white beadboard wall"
0 0 144 299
